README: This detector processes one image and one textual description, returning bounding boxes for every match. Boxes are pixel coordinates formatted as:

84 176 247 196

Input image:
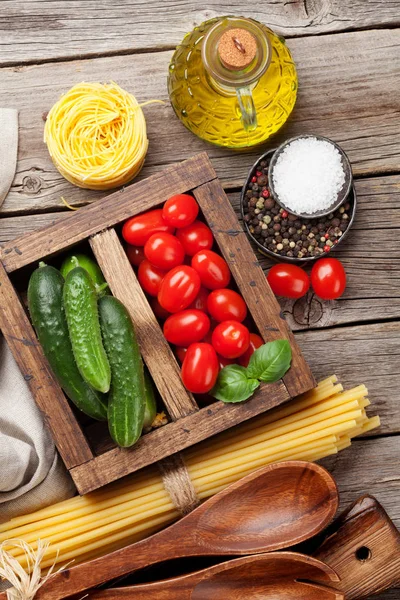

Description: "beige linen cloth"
0 108 75 525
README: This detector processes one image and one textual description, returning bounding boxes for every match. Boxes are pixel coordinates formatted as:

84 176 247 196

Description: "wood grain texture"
315 496 400 599
70 380 290 494
28 462 338 600
1 1 399 65
90 228 197 420
194 179 316 398
0 153 216 272
0 261 93 468
0 28 399 218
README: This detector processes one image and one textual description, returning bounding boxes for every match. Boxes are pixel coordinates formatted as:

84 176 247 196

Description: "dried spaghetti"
44 82 151 190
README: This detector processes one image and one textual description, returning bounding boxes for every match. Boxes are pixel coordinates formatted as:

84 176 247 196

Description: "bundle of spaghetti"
44 82 155 190
0 376 380 572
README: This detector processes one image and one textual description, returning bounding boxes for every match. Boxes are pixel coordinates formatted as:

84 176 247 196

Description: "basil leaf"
246 340 292 382
211 365 260 403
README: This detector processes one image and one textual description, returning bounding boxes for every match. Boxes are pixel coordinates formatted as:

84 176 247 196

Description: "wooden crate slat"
0 153 216 274
70 380 290 495
0 262 94 468
90 228 198 420
193 179 316 398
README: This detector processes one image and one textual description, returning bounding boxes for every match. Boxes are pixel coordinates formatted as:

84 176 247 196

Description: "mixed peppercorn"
243 158 353 259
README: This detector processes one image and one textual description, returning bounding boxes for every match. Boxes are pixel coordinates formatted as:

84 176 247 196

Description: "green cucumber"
99 295 146 448
63 267 111 394
60 253 108 295
143 370 157 431
27 263 107 421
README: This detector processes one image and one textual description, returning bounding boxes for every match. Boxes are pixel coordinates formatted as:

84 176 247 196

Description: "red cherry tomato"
189 286 209 313
174 346 188 364
311 258 346 300
181 343 219 394
149 297 171 321
163 310 210 346
238 333 264 367
176 220 213 256
207 288 247 322
158 265 201 313
122 209 174 246
267 264 310 299
138 260 166 297
125 244 145 267
144 232 185 270
162 194 199 229
218 355 235 369
192 250 231 290
212 321 250 359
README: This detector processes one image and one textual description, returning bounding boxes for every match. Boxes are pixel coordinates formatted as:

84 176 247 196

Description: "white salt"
272 137 346 215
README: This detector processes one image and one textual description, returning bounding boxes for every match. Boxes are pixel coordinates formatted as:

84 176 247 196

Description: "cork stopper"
218 28 257 71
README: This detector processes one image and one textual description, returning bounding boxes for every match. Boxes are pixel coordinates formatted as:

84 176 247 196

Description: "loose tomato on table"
188 286 209 313
122 209 174 246
125 244 145 267
144 232 185 270
311 258 346 300
238 333 264 367
158 265 201 313
176 220 213 256
212 321 250 359
192 250 231 290
162 194 199 228
207 288 247 322
163 309 210 346
149 297 171 321
138 260 166 297
267 264 310 299
181 343 219 394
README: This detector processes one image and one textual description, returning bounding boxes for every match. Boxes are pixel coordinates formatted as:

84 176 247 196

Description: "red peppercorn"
256 170 262 177
323 245 331 253
262 189 270 198
324 233 330 239
251 176 257 183
281 210 289 219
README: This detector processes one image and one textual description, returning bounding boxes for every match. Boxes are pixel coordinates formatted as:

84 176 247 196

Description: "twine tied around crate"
158 453 200 515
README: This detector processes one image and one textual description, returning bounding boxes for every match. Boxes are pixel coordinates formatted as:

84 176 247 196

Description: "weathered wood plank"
0 28 399 217
296 321 400 436
1 1 400 65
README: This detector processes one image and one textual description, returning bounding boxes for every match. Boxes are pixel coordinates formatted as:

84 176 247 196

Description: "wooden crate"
0 153 315 495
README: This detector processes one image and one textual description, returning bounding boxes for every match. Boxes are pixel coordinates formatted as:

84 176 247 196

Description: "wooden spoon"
32 461 338 600
86 552 344 600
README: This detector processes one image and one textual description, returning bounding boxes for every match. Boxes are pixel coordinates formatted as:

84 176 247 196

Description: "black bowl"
240 148 357 265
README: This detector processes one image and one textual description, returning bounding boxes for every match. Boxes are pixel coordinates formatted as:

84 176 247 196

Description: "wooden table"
0 2 399 597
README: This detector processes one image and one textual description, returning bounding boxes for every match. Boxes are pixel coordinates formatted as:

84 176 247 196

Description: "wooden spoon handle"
314 495 400 599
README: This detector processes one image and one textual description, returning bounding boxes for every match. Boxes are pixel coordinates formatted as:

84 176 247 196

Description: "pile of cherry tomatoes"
122 194 263 398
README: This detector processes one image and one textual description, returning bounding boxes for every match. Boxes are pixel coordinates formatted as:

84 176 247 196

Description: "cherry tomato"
238 333 264 367
181 343 219 394
189 286 209 313
192 250 231 290
207 288 247 322
162 194 199 229
149 297 171 321
176 220 213 256
158 265 201 313
122 209 174 246
144 232 185 270
218 355 235 369
125 244 145 267
138 260 166 297
311 258 346 300
267 264 310 299
174 346 188 364
212 321 250 359
163 309 210 346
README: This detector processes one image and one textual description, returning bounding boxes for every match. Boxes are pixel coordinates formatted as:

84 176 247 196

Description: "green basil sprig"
211 339 291 404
